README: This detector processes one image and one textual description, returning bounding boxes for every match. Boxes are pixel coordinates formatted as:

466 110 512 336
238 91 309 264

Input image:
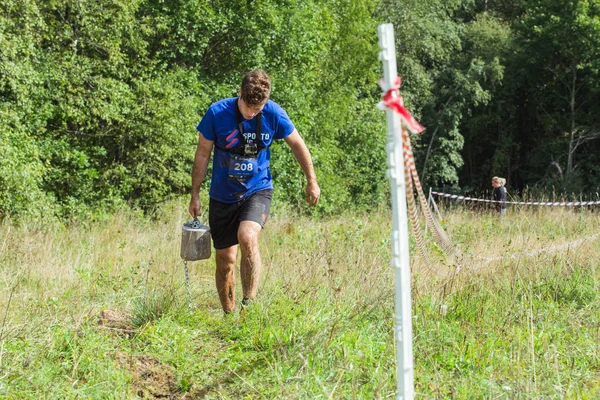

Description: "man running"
189 70 320 314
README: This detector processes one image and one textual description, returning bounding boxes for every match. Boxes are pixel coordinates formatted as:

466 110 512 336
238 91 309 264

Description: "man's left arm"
284 129 320 206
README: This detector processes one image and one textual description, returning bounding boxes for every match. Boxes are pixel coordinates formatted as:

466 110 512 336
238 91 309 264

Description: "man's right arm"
189 133 214 218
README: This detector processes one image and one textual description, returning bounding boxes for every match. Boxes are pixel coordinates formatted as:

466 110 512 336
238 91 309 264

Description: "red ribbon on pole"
381 77 425 134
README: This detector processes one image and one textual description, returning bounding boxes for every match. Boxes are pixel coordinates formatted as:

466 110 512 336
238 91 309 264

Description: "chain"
181 214 208 307
183 261 192 307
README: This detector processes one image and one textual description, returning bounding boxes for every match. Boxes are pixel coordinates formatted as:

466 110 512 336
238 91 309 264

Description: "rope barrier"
382 79 460 277
478 234 599 266
431 191 600 207
427 194 599 271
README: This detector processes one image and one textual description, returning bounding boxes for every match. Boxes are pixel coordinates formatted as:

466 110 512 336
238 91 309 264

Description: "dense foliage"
1 0 599 218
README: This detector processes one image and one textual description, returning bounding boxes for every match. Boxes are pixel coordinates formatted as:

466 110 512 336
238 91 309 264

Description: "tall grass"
0 198 599 398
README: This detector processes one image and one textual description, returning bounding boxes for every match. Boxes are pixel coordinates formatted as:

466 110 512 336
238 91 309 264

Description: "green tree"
0 0 54 218
515 0 600 189
377 0 507 188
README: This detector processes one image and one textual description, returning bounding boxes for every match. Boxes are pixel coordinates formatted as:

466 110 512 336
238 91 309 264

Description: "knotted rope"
380 77 461 276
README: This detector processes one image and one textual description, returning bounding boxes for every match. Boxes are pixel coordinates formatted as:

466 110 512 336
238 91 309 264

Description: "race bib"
228 155 258 180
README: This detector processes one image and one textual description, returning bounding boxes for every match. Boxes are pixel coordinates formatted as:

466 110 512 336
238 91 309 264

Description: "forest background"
2 0 600 219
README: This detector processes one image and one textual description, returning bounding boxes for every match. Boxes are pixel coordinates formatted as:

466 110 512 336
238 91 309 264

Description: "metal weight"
180 219 211 261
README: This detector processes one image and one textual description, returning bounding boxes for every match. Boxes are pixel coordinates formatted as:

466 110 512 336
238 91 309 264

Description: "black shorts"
209 189 273 249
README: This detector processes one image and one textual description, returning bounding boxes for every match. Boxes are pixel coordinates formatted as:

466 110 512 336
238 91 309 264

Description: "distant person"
491 176 507 216
189 70 320 314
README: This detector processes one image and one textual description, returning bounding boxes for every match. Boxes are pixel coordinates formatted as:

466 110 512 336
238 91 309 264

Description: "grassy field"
0 200 599 399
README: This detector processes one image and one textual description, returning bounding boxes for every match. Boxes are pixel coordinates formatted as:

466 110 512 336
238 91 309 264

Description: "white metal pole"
377 24 414 400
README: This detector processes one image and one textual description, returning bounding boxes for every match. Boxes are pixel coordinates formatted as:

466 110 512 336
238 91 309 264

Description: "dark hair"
240 70 271 106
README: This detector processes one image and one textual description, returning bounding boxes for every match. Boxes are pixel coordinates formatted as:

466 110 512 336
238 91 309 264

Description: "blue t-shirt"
197 98 295 203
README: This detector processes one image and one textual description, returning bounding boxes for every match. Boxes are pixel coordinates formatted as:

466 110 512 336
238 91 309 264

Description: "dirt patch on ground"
114 352 180 399
98 309 135 337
